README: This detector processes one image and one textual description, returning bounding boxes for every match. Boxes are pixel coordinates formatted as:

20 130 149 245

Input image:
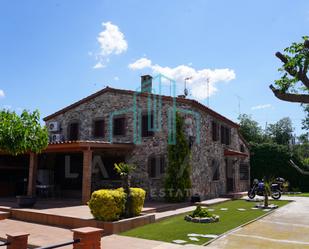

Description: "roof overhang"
43 140 135 153
224 149 248 158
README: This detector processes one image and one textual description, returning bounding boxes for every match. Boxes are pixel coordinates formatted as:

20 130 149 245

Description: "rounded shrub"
117 188 146 216
130 188 146 216
88 189 125 221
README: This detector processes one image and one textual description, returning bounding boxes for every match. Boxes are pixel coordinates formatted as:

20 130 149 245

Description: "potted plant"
0 110 48 208
16 178 37 208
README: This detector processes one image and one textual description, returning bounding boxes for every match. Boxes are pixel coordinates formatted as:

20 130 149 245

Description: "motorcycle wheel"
248 190 255 199
271 191 281 200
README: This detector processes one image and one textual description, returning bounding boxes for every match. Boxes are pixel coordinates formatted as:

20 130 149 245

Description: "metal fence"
0 242 10 247
36 239 81 249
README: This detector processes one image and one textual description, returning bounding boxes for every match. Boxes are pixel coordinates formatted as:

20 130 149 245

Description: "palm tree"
263 180 271 208
114 162 136 217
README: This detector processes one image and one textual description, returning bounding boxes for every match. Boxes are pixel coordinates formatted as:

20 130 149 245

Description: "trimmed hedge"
88 189 126 221
88 187 146 221
250 143 309 191
129 188 146 216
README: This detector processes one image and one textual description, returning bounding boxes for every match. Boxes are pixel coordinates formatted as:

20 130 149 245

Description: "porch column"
82 149 93 204
27 153 38 196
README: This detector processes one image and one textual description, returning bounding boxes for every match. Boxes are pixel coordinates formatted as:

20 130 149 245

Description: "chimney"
141 75 152 93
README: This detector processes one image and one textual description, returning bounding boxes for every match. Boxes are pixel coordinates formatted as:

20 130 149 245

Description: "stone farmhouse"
0 75 250 203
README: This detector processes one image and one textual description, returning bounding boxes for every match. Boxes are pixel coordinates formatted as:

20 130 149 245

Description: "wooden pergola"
27 141 134 204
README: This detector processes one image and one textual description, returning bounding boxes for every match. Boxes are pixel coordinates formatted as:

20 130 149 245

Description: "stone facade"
45 87 250 200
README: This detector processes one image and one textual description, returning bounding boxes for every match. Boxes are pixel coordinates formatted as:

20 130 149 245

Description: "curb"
202 200 294 247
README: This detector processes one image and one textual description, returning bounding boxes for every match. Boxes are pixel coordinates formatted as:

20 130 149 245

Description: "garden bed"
121 199 290 245
103 213 155 234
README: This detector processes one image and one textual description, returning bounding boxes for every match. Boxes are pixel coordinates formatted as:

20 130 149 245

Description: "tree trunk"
264 192 269 208
123 175 133 218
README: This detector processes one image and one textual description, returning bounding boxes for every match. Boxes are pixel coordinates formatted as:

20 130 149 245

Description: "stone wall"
46 90 250 200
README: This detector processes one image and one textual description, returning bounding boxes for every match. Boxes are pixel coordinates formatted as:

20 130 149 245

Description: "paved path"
0 219 203 249
206 196 309 249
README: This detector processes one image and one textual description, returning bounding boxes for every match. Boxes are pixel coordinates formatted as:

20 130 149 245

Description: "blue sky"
0 0 308 135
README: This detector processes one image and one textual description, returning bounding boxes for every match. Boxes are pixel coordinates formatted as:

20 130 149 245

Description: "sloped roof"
43 86 239 128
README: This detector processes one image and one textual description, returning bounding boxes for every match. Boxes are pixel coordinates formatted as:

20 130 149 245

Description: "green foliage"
274 36 309 94
88 189 126 221
238 114 264 143
302 104 309 133
164 113 191 202
0 110 48 155
114 162 136 177
250 143 309 191
265 117 293 145
123 187 146 216
191 205 212 218
114 162 137 218
88 187 146 221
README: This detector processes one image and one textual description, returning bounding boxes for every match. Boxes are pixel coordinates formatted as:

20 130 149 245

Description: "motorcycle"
247 177 285 200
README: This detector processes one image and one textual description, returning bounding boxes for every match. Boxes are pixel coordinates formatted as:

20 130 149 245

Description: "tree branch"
275 51 309 88
269 84 309 103
275 52 288 64
305 40 309 49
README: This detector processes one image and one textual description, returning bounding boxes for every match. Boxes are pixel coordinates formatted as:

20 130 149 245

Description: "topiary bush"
117 187 146 216
88 187 146 221
88 189 126 221
191 205 211 218
130 188 146 216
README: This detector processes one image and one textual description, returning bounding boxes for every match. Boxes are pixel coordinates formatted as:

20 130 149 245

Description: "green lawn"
286 192 309 197
121 199 290 245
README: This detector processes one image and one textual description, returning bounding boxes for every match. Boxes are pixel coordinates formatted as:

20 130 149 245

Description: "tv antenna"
206 78 210 107
235 94 243 116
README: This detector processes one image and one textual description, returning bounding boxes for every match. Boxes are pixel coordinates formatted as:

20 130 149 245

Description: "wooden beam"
82 149 93 204
27 153 38 196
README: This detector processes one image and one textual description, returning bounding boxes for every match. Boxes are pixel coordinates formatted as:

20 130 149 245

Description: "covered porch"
26 141 134 204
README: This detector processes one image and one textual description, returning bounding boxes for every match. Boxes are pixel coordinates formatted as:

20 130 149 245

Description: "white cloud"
93 62 105 69
93 22 128 69
0 89 5 98
113 76 119 81
251 104 272 110
129 58 152 70
128 57 236 100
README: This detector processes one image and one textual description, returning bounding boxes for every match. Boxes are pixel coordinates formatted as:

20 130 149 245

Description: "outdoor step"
0 211 10 220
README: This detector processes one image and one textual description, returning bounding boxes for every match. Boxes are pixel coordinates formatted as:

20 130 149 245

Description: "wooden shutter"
113 117 125 136
69 123 79 141
142 114 154 137
94 119 104 138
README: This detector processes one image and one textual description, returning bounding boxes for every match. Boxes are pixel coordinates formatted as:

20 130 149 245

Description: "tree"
270 36 309 103
302 104 309 133
238 114 264 143
0 110 48 155
114 162 136 218
265 117 294 146
164 113 191 202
